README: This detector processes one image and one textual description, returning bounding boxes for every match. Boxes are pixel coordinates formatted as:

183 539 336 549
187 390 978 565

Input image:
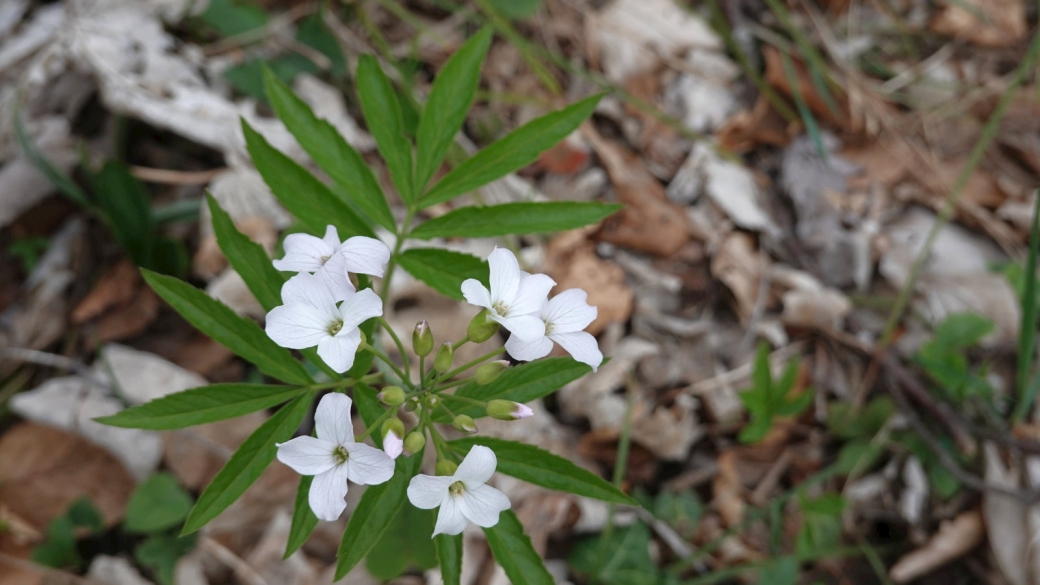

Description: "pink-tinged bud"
381 418 405 460
513 403 534 419
452 414 478 434
487 399 533 421
378 386 405 407
475 360 509 385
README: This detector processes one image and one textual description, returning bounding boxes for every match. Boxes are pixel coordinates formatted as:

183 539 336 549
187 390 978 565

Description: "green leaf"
483 510 554 585
365 505 438 580
335 447 423 579
263 68 396 231
348 275 377 380
124 473 194 533
569 523 660 585
136 532 197 585
443 358 592 420
242 119 374 239
933 312 994 349
224 55 318 102
207 194 284 310
142 270 312 386
32 516 80 569
410 202 622 240
200 0 267 36
96 383 304 430
284 475 318 558
93 161 155 268
67 499 104 531
751 342 772 396
182 393 312 534
397 248 489 300
356 55 414 203
415 28 492 191
420 94 602 208
490 0 541 18
450 437 636 505
436 533 464 585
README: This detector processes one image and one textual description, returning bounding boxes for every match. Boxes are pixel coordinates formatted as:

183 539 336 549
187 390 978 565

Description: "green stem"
427 423 455 463
437 401 459 420
306 373 382 392
377 316 410 382
432 378 470 393
363 346 410 388
380 210 415 302
440 394 487 408
355 406 397 443
451 335 470 351
439 347 505 381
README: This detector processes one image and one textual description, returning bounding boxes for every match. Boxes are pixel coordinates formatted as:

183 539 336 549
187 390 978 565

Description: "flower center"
332 445 349 465
492 301 509 316
544 319 554 335
320 255 331 265
327 319 344 336
448 481 466 497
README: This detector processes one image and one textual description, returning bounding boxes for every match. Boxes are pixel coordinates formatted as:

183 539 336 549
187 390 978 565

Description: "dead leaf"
982 442 1030 585
194 215 278 280
537 131 590 175
716 94 794 153
931 0 1026 48
543 230 633 335
713 450 746 528
0 423 134 530
763 46 849 130
103 343 207 405
711 232 766 321
71 259 139 324
889 509 985 583
164 413 266 491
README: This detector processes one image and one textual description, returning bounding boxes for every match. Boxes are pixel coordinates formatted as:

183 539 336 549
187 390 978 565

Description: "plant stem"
306 373 382 392
377 316 410 382
363 346 410 388
440 394 486 408
355 406 397 443
452 335 470 350
1013 189 1040 423
380 210 415 302
432 378 469 393
439 347 505 381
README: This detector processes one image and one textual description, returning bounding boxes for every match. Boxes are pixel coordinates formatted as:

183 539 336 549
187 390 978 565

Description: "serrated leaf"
450 437 636 505
483 510 554 585
335 448 423 579
96 383 303 428
182 392 312 534
124 473 194 533
420 95 601 208
263 68 396 231
415 28 492 191
284 475 318 558
142 271 312 386
436 533 463 585
93 161 155 268
348 275 377 380
409 202 621 240
365 504 437 580
207 193 284 310
441 357 591 420
242 119 374 239
353 382 385 448
397 248 488 300
356 55 414 203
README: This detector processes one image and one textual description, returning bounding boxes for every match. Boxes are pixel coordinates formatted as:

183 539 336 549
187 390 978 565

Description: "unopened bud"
434 342 454 374
452 414 478 434
423 394 441 410
403 431 426 457
476 360 509 385
412 320 434 357
381 418 405 459
436 459 459 476
487 399 534 421
403 396 420 412
467 309 500 343
378 386 405 407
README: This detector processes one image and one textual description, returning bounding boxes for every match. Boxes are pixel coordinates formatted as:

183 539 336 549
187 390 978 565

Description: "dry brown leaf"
763 46 849 130
164 413 266 491
90 287 160 344
585 130 689 256
889 510 985 583
710 232 766 321
543 230 633 335
716 94 794 153
841 139 911 190
71 259 139 324
193 216 277 279
932 0 1026 48
713 450 746 528
0 423 134 531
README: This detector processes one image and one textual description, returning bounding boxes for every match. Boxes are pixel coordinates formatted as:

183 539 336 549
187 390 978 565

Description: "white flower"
461 248 555 342
504 289 603 371
266 272 382 373
407 445 511 536
276 393 395 521
272 226 391 298
383 430 403 460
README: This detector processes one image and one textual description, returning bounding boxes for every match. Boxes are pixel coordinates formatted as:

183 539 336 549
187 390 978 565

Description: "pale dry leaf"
710 232 765 321
246 511 316 585
87 556 154 585
102 343 207 404
982 442 1030 585
543 231 633 336
932 0 1026 48
890 509 985 583
206 269 266 320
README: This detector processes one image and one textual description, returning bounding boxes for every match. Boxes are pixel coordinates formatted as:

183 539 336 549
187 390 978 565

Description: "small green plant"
914 312 994 404
6 236 49 273
795 493 845 557
738 344 814 444
124 473 197 585
31 499 103 570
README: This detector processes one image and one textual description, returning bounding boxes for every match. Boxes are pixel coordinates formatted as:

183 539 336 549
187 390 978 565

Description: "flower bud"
423 394 441 410
475 360 509 385
377 386 405 407
487 399 534 421
436 459 459 476
357 330 368 351
403 431 426 457
381 418 405 459
403 396 420 412
452 414 478 434
412 320 434 357
434 342 454 374
467 309 501 343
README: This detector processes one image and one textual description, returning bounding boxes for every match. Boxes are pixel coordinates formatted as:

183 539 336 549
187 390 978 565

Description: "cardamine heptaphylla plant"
97 28 633 583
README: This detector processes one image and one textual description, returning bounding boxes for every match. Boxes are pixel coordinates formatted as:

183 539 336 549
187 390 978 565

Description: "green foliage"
443 357 593 420
795 493 845 556
207 193 284 310
96 384 305 429
451 437 637 505
285 475 318 559
738 344 813 444
638 489 703 540
489 0 541 19
31 499 103 570
199 0 267 36
570 522 676 585
483 510 556 585
409 201 623 239
365 505 438 580
125 473 195 533
758 557 800 585
136 532 197 585
357 55 415 203
915 312 994 403
436 533 464 585
397 248 489 300
6 236 49 273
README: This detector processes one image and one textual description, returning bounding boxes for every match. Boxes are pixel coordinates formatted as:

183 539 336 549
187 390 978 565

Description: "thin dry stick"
129 165 226 185
200 536 272 585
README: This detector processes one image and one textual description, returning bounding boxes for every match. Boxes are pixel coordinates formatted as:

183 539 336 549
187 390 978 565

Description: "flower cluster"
266 232 601 536
463 248 602 371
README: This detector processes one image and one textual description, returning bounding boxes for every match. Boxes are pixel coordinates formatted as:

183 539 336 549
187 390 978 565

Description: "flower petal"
343 442 395 485
432 496 467 537
274 233 335 272
317 329 361 373
504 334 553 362
314 392 354 445
281 272 339 315
340 236 391 278
272 253 324 273
488 248 520 306
461 280 492 309
407 474 453 509
321 225 342 250
317 253 356 303
383 432 403 460
275 435 338 475
339 288 384 331
549 331 603 372
459 484 510 528
455 444 497 485
543 288 597 333
491 314 546 342
265 304 332 349
509 273 555 316
309 464 350 521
